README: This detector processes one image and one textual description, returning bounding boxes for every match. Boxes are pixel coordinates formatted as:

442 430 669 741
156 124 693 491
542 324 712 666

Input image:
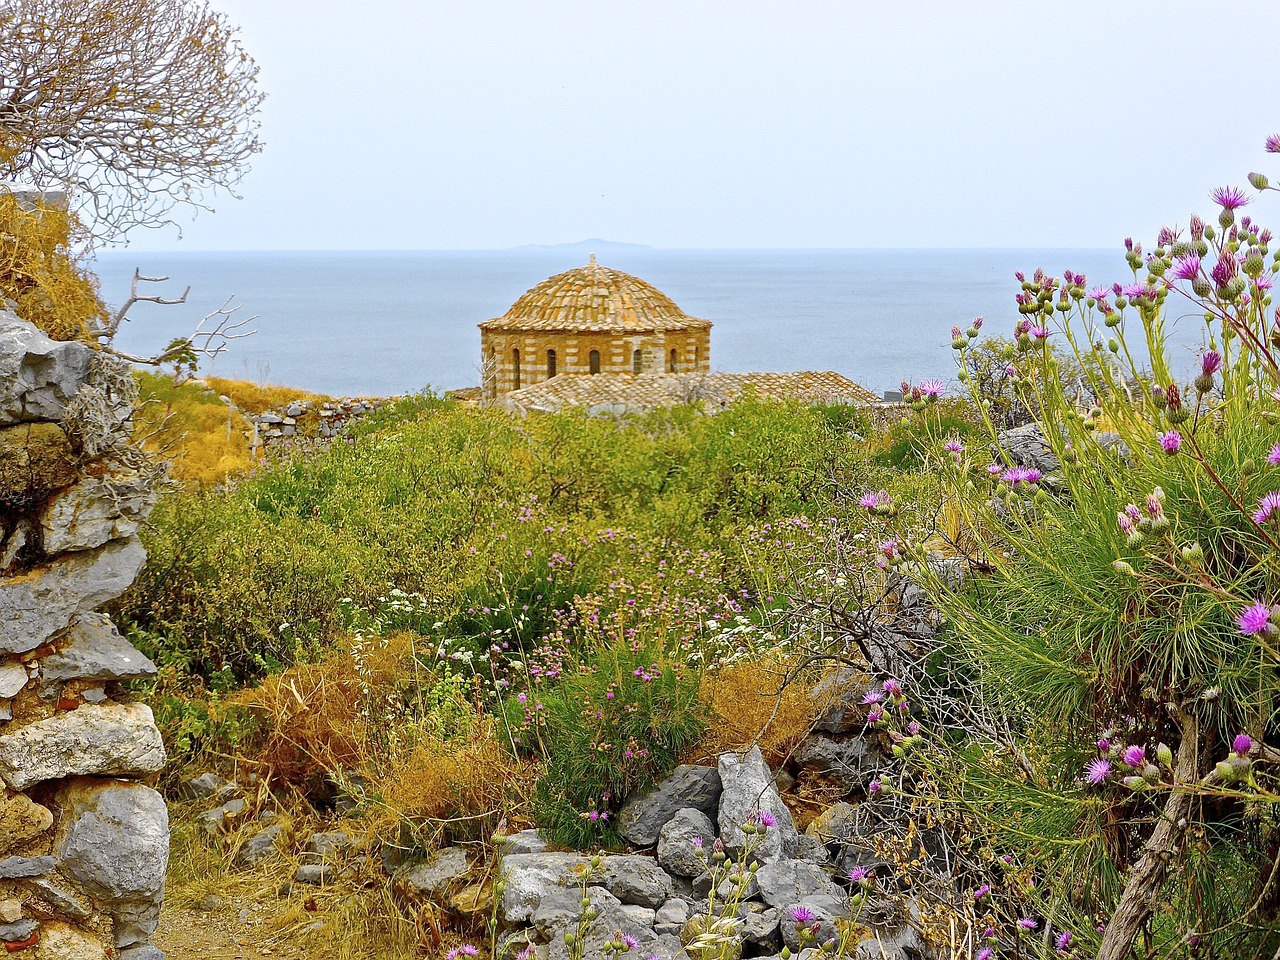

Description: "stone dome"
480 254 711 334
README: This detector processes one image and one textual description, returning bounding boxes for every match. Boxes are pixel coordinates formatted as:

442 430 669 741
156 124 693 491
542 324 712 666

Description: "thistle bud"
1109 338 1120 353
1156 743 1173 768
1123 775 1148 792
1216 759 1237 782
1242 458 1258 478
1111 560 1136 576
1143 763 1161 784
1249 171 1269 190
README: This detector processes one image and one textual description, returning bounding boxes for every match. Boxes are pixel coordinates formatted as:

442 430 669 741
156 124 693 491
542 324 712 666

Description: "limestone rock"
307 831 355 859
499 852 590 924
233 824 282 869
657 807 716 878
39 613 157 689
0 537 147 655
0 900 19 923
495 828 547 855
654 897 689 936
803 802 857 843
810 667 873 735
599 854 673 908
294 864 334 886
778 895 848 953
753 860 845 909
197 799 246 834
0 855 54 878
181 772 239 802
0 313 95 425
396 847 471 900
793 735 879 792
0 702 165 790
53 779 169 948
0 791 54 853
0 917 38 941
33 921 108 960
0 662 27 699
995 422 1061 476
716 747 797 863
0 422 79 508
39 471 159 554
740 904 782 951
20 877 92 919
617 764 721 847
117 946 166 960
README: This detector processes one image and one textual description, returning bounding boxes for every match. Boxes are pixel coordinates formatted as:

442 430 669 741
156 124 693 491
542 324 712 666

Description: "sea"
89 248 1208 398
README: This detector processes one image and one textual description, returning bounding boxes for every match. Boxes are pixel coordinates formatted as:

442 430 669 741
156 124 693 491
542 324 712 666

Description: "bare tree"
0 0 264 244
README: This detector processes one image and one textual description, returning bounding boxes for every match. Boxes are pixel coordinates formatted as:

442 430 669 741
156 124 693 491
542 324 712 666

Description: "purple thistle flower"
883 679 903 697
1254 491 1280 524
867 779 882 795
861 689 884 706
859 490 891 512
1086 758 1111 784
1233 734 1253 755
1001 466 1042 486
1212 252 1239 286
1125 504 1142 523
907 720 921 735
1211 186 1250 210
977 950 993 960
951 324 963 339
1237 601 1274 636
849 866 873 885
943 438 964 454
1122 745 1146 768
1201 351 1223 375
866 705 885 724
973 316 984 329
1268 443 1280 467
1098 737 1111 752
789 906 816 925
974 883 991 900
917 378 946 398
1267 133 1280 153
1158 430 1181 454
1087 285 1110 300
1056 930 1073 952
987 463 1004 475
1170 255 1201 281
758 810 777 829
692 837 703 850
622 934 640 950
1019 918 1038 932
1028 325 1050 340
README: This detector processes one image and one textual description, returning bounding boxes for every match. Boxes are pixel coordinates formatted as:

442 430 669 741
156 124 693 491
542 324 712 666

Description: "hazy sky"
123 0 1280 251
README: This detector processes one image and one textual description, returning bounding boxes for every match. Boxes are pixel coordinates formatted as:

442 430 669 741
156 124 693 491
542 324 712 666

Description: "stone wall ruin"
0 312 169 960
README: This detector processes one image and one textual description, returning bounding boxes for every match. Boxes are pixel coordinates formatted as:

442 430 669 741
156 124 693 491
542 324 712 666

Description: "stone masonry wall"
0 312 169 960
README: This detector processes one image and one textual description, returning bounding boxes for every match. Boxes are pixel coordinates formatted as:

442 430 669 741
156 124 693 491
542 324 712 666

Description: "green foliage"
508 641 707 849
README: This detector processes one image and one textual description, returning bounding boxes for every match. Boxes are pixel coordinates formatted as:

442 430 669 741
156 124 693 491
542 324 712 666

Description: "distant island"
511 237 654 252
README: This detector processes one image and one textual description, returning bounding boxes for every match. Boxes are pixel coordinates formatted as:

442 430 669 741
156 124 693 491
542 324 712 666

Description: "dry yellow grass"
133 372 258 486
204 376 323 417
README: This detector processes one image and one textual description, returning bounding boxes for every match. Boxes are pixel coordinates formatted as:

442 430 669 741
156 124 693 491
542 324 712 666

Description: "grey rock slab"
793 835 831 865
182 772 239 802
20 876 92 918
810 667 874 735
53 778 169 948
233 824 282 869
39 612 157 687
804 802 857 843
0 314 94 425
0 536 146 655
793 734 879 792
397 846 471 899
197 798 246 834
741 905 782 951
499 852 591 924
118 946 167 960
654 897 689 936
495 828 547 855
995 422 1061 475
618 903 656 929
0 918 37 941
657 807 716 878
617 764 722 847
716 746 798 863
294 864 334 886
39 470 159 554
0 701 166 790
307 830 355 858
600 854 673 908
0 855 54 878
753 859 845 910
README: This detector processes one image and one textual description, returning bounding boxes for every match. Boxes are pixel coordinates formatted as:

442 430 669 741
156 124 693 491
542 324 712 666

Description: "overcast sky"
123 0 1280 251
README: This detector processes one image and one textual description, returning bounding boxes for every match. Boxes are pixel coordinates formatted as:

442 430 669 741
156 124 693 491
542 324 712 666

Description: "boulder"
181 772 239 802
53 779 169 948
196 799 246 834
617 764 721 847
804 802 857 843
0 536 147 655
793 735 879 792
39 613 158 689
495 828 547 855
716 747 797 863
233 824 282 869
0 702 166 790
995 422 1061 475
654 897 689 936
0 662 27 698
810 667 873 735
117 946 167 960
307 830 356 859
39 470 159 554
20 876 92 918
740 904 782 952
499 852 590 924
657 807 716 878
294 864 334 886
0 855 54 878
0 422 79 508
397 847 471 900
0 792 54 853
753 860 845 909
0 313 95 425
599 855 673 908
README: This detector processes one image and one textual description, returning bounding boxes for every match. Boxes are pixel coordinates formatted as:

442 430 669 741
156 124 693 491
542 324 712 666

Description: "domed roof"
480 255 711 334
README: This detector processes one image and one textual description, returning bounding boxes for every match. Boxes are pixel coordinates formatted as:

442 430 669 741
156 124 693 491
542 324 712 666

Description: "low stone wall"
0 312 169 959
248 396 395 451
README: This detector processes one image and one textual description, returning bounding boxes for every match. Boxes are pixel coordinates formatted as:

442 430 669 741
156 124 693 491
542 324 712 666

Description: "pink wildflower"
1237 601 1274 636
1253 491 1280 524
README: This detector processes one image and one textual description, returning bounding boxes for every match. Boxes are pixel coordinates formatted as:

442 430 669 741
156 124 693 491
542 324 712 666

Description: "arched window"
669 348 678 373
547 349 557 378
589 350 601 374
512 348 521 389
632 349 642 374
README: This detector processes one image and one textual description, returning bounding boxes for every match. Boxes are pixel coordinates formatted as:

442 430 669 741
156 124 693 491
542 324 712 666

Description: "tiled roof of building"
499 371 880 414
479 255 711 334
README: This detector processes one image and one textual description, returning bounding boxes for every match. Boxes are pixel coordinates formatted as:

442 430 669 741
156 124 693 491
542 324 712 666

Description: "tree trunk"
1096 713 1200 960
